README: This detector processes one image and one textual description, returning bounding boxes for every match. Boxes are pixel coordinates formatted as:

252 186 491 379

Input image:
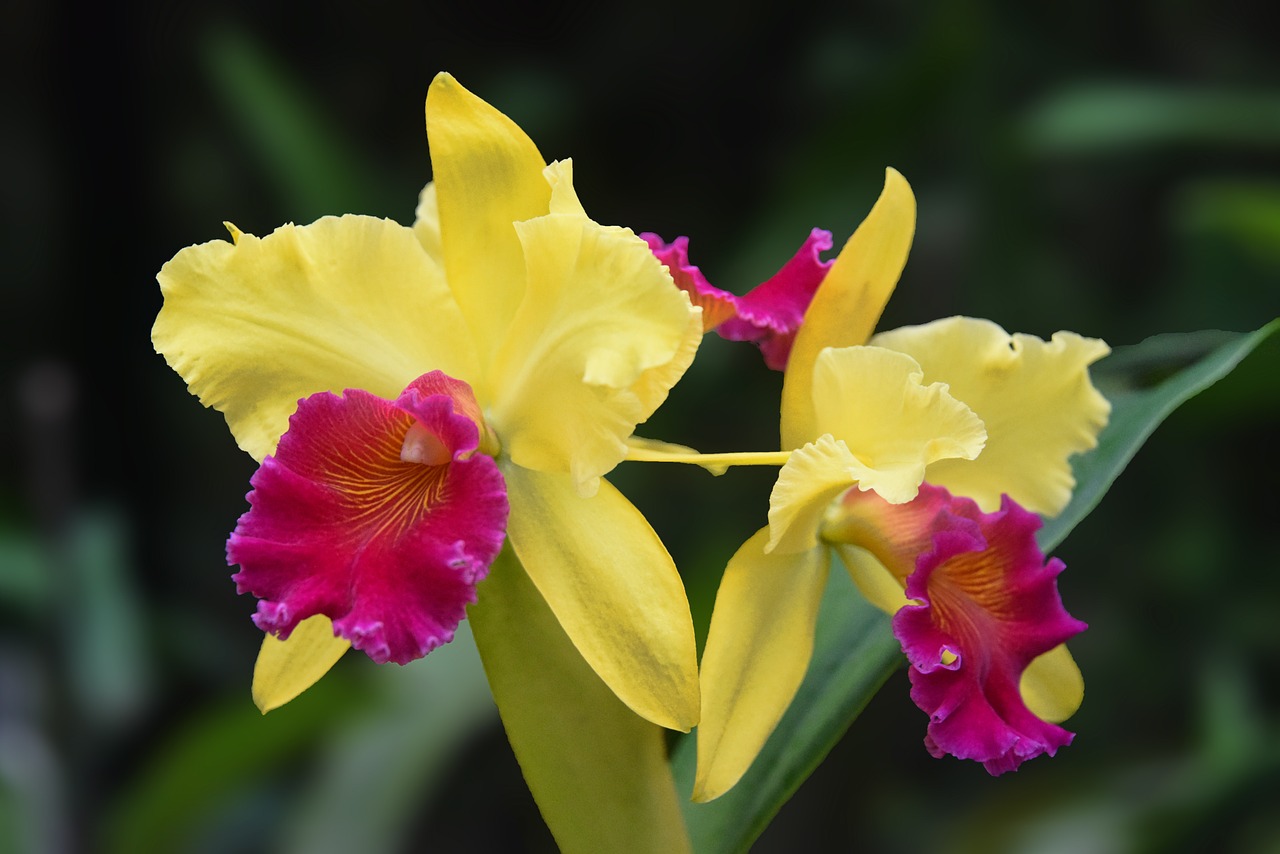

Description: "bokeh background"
4 2 1279 852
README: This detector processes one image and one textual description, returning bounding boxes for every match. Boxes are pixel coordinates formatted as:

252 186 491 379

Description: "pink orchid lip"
828 484 1086 774
227 371 509 665
642 229 833 370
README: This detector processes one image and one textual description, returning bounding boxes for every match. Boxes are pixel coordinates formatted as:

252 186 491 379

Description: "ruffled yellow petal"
412 182 443 262
814 346 986 498
153 216 478 461
251 615 350 713
781 168 916 450
1019 643 1084 723
425 72 550 380
766 435 860 554
694 529 831 802
543 160 587 216
872 316 1111 515
502 464 700 732
489 213 701 492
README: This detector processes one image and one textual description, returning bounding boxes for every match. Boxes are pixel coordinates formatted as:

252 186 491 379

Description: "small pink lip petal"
643 229 833 370
718 228 834 370
227 371 509 665
890 486 1086 774
641 233 740 331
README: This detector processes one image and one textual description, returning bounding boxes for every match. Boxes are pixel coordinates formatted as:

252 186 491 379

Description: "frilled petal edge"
490 214 701 493
893 491 1087 774
873 316 1111 516
228 372 509 665
153 215 478 461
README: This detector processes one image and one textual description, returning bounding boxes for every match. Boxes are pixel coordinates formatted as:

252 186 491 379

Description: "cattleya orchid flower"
693 169 1111 799
153 73 703 731
642 229 833 370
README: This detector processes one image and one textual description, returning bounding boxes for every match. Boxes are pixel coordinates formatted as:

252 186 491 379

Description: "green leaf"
1022 85 1280 154
201 28 397 220
672 564 901 854
1040 319 1280 552
469 549 691 854
103 672 359 854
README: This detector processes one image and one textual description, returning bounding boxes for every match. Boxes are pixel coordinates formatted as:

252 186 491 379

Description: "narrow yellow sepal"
781 168 917 450
1019 643 1084 723
695 529 831 802
251 615 350 713
425 72 550 375
502 464 700 731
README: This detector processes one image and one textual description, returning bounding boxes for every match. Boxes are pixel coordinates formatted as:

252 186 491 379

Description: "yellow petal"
1019 643 1084 723
694 529 830 802
833 543 911 615
502 464 700 731
153 215 478 461
490 214 701 492
766 435 859 554
412 181 443 262
425 72 550 379
781 168 916 450
811 346 985 500
872 316 1111 515
469 549 691 853
251 615 350 713
543 160 587 216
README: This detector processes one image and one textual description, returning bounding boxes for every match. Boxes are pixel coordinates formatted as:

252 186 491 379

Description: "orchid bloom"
693 169 1111 799
153 73 702 731
642 229 834 370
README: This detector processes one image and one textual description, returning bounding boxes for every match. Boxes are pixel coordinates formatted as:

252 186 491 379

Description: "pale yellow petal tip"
223 221 244 244
250 616 350 713
1020 643 1084 723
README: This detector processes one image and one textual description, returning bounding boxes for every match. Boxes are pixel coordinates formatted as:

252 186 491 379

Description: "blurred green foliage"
3 1 1278 852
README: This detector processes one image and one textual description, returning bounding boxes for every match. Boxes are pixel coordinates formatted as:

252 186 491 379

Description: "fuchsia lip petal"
891 487 1087 774
641 233 741 331
717 228 834 371
643 229 834 370
227 371 509 665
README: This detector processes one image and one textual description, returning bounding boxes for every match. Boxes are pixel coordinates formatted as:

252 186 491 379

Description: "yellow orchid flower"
153 73 702 732
693 169 1111 799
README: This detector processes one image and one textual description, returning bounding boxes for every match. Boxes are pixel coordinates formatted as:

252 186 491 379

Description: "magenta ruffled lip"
227 371 509 665
890 487 1087 774
643 229 833 370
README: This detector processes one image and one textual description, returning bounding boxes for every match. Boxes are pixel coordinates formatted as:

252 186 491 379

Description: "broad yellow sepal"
502 465 700 732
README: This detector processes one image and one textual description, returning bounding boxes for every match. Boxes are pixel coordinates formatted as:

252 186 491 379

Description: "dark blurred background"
3 1 1279 852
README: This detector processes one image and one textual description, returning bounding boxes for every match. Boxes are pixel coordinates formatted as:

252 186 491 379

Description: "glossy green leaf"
469 548 691 854
673 564 901 854
1040 319 1279 552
